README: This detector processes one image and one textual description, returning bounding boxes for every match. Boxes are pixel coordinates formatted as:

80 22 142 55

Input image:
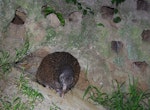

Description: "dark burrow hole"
141 30 150 42
133 61 148 71
100 6 115 20
137 0 149 11
11 9 26 25
111 41 123 53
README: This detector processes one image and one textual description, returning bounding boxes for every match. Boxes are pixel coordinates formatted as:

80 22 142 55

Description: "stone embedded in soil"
141 29 150 42
111 41 123 53
137 0 149 11
11 14 24 24
46 13 61 28
138 81 149 91
11 8 27 25
100 6 115 20
32 48 50 58
68 11 83 23
2 23 26 59
133 61 148 72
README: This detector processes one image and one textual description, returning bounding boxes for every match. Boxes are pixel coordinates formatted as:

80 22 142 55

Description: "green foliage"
41 28 56 45
15 38 30 63
0 97 30 110
18 74 44 101
0 38 30 75
42 6 55 16
83 79 150 110
113 16 121 23
113 56 124 67
65 0 77 4
97 23 105 27
42 6 65 26
50 103 61 110
111 0 126 7
83 85 109 106
46 28 56 40
65 0 94 15
55 12 65 26
0 73 44 110
114 8 119 14
67 34 83 48
0 51 12 74
110 0 124 23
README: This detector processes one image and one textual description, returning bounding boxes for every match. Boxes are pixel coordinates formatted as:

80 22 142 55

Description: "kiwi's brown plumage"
36 52 80 96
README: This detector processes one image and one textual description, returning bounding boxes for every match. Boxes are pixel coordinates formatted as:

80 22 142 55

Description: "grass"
41 28 56 45
42 6 65 26
83 78 150 110
0 97 30 110
18 74 44 102
0 37 44 109
0 37 30 75
65 0 94 15
111 0 126 7
0 74 44 110
50 103 61 110
0 51 12 74
15 37 30 63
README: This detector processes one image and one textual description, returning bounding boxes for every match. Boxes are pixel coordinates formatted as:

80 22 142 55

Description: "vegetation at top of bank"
111 0 126 23
65 0 94 15
42 6 65 26
111 0 126 7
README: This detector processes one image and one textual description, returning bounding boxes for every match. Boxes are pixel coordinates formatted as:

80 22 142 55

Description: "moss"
118 23 149 61
66 16 97 49
40 28 56 46
96 28 111 58
16 0 44 20
113 56 124 67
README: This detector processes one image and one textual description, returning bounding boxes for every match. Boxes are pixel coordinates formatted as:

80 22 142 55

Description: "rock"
100 6 114 20
141 29 150 42
1 23 26 59
11 14 25 25
137 0 149 11
46 13 61 28
68 11 83 23
11 8 27 25
111 41 123 54
64 11 83 33
32 48 49 58
133 61 148 72
0 0 16 32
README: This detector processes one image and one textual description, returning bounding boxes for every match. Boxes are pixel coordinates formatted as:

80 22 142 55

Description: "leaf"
97 23 104 27
111 0 126 7
77 3 82 10
114 8 119 14
86 7 91 11
65 0 77 4
43 6 55 16
83 9 87 15
113 16 121 23
83 85 92 99
55 13 65 26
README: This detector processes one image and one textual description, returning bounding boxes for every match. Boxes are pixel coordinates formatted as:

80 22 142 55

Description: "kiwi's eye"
59 74 64 82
